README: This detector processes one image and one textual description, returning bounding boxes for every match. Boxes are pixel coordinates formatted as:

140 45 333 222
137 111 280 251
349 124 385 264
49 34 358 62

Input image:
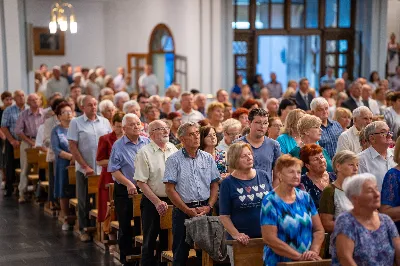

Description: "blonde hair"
332 150 358 173
283 109 306 135
283 87 296 99
297 114 322 137
206 101 225 117
334 107 352 122
227 142 253 170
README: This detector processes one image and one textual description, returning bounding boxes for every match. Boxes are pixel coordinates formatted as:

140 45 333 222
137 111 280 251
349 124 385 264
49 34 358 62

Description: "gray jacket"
184 215 227 261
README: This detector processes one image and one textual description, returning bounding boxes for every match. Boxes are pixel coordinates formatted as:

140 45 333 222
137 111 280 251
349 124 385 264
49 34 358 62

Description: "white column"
0 0 5 90
211 0 222 95
3 0 29 93
200 0 212 94
221 0 234 91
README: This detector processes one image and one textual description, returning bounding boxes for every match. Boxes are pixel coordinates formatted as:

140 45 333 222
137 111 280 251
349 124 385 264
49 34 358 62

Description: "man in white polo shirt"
177 92 205 123
139 65 159 95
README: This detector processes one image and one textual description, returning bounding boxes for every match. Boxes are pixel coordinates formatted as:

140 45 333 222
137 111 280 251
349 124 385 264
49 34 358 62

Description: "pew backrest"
226 238 264 266
67 166 76 185
277 260 331 265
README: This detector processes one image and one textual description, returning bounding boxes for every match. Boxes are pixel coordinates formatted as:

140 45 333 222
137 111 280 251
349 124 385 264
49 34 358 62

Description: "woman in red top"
96 112 124 222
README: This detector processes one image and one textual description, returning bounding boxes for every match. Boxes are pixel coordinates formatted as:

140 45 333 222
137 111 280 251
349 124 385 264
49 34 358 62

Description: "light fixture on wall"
49 1 77 34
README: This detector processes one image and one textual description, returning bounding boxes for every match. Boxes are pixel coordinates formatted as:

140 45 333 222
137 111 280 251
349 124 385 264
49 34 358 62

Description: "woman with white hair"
330 173 400 265
99 99 115 123
114 91 130 111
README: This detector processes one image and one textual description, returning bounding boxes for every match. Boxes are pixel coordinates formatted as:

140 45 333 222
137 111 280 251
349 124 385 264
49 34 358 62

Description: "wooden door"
127 53 148 93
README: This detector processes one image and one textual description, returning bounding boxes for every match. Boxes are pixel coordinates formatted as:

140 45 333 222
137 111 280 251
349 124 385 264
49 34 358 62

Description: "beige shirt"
336 125 361 154
133 141 178 197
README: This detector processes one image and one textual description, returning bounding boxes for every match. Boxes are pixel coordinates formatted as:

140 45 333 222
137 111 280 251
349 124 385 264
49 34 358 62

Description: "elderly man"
310 97 342 159
216 89 229 103
335 78 346 93
235 108 280 184
177 92 204 123
15 93 45 203
137 93 150 122
194 93 207 116
217 118 242 152
139 65 159 95
149 95 166 118
134 120 178 266
336 106 373 154
114 91 130 112
67 95 112 242
295 78 314 111
361 84 380 115
113 67 126 92
46 66 69 99
95 67 106 89
1 90 26 197
341 82 363 112
163 122 220 266
108 113 150 265
358 121 396 191
266 98 279 117
266 72 283 99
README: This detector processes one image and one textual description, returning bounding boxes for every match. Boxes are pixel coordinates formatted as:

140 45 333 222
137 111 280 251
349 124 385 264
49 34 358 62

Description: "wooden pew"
277 261 331 266
26 147 40 182
14 147 21 178
122 193 143 262
84 174 101 241
67 166 79 234
101 183 118 250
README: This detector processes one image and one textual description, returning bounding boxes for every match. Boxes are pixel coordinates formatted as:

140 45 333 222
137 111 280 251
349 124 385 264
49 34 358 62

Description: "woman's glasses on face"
372 131 393 138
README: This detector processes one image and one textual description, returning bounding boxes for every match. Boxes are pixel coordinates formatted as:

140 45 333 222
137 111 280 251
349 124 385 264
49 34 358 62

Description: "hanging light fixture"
49 1 77 34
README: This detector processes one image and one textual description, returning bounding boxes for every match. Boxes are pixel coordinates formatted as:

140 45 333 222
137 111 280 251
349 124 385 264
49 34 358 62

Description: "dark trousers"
4 140 18 195
76 171 90 231
172 203 207 266
140 195 169 266
114 182 134 264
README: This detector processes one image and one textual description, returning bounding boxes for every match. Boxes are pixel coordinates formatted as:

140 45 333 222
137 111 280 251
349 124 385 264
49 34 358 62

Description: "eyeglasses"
188 131 200 137
372 131 393 138
253 121 269 126
226 132 241 138
152 127 170 132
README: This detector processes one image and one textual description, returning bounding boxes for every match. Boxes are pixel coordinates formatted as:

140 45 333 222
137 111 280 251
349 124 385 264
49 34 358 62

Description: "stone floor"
0 195 120 266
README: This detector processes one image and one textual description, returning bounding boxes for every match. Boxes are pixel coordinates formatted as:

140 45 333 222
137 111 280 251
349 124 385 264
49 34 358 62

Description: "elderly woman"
86 69 101 100
217 118 242 152
166 112 182 146
51 102 75 231
161 97 172 115
277 109 305 154
99 99 115 123
199 126 227 176
381 136 400 233
232 108 250 129
289 114 333 174
143 103 160 125
334 107 352 130
207 102 225 141
220 142 272 265
96 112 124 224
261 154 325 264
330 174 400 265
278 99 296 124
242 99 260 111
319 150 358 233
299 144 336 209
113 91 130 112
267 117 283 140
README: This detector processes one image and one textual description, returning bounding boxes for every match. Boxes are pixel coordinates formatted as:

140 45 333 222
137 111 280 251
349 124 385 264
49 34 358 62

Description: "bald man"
15 93 45 203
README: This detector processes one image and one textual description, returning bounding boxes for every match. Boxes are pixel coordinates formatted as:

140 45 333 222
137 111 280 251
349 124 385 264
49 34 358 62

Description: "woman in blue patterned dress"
330 173 400 265
260 154 325 265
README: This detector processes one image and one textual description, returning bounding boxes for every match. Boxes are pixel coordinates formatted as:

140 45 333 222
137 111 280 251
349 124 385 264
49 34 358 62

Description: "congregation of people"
2 61 400 266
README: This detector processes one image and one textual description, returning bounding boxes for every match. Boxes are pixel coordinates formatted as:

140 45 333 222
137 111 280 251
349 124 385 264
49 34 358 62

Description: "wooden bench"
84 174 101 240
67 166 80 233
26 148 40 183
101 183 118 250
14 147 21 177
277 261 331 265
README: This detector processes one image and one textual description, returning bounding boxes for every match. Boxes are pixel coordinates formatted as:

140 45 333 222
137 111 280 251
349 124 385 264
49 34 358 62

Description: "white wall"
26 0 106 70
387 0 400 39
0 0 4 91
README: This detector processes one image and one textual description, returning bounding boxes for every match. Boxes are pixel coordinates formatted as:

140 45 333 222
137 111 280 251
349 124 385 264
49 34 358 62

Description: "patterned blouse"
299 172 336 210
215 149 227 174
381 167 400 232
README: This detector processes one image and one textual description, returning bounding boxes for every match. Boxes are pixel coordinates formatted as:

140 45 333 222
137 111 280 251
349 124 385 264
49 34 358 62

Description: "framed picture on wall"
33 27 65 56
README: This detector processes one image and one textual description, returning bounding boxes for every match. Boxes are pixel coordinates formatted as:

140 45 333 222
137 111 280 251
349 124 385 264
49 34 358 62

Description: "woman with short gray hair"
330 173 400 266
99 99 115 123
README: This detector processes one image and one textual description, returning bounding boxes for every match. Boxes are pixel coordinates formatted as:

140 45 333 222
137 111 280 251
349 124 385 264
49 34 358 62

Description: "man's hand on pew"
127 183 138 195
300 250 321 261
11 139 20 148
82 165 94 176
155 201 169 216
232 233 250 245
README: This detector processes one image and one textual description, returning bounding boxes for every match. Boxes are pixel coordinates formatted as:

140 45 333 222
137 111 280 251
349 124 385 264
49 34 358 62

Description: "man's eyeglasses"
188 131 200 137
152 127 170 132
372 131 393 138
226 132 241 138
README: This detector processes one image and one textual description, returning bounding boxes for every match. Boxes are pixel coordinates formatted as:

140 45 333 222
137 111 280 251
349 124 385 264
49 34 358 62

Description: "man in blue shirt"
163 122 220 266
108 113 150 266
235 108 281 186
0 90 25 197
320 67 336 88
311 97 343 159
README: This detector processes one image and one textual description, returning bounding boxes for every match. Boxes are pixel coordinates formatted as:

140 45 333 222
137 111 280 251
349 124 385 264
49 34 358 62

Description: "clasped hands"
186 206 211 218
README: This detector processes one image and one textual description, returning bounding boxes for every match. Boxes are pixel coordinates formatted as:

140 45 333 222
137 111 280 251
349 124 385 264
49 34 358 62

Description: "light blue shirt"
320 74 336 88
67 114 112 175
163 148 220 203
276 133 297 154
108 135 150 184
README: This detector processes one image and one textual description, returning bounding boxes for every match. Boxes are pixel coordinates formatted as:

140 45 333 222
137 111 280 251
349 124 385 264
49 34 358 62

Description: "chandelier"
49 1 77 34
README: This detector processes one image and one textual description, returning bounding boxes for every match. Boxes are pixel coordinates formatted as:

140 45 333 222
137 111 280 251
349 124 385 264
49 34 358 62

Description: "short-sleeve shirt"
108 135 150 184
381 167 400 232
276 133 297 154
67 114 112 174
138 73 158 95
1 105 25 139
260 189 318 265
133 141 178 197
319 183 353 219
330 212 399 266
163 148 220 203
177 109 205 124
219 170 272 240
235 136 281 185
15 108 45 138
319 119 343 159
298 172 336 209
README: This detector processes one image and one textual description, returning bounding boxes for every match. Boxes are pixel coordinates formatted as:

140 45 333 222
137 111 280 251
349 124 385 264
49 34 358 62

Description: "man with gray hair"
178 92 205 123
134 120 177 266
310 97 343 159
217 118 242 152
108 113 150 265
336 106 373 154
358 121 395 191
67 95 112 242
163 122 220 265
194 93 207 117
114 91 130 111
341 82 363 112
46 66 69 99
335 78 346 93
